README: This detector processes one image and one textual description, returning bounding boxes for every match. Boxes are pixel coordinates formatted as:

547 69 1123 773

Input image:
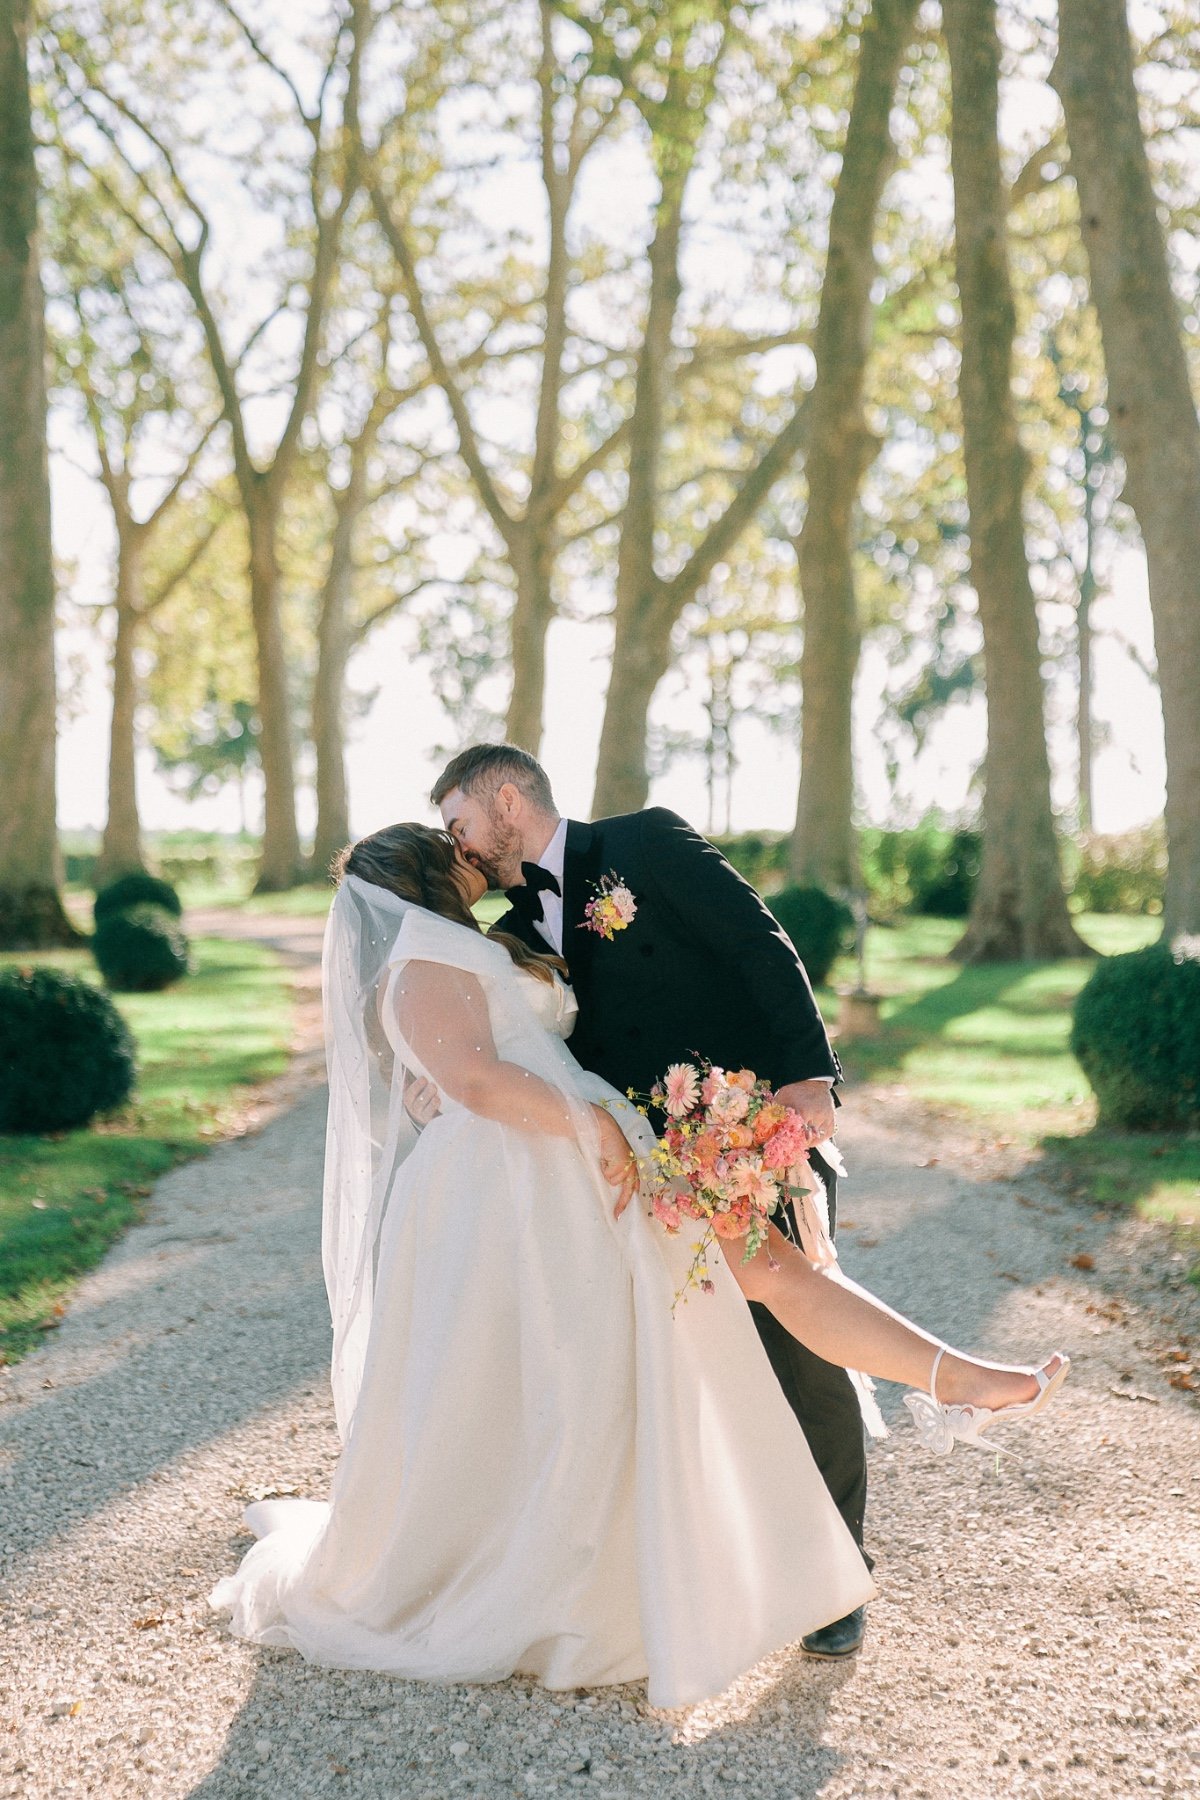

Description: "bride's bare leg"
721 1223 1061 1411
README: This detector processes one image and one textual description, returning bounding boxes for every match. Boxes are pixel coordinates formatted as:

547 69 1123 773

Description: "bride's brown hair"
333 824 566 985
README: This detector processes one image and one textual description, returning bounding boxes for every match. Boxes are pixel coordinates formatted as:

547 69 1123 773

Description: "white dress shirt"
529 817 568 956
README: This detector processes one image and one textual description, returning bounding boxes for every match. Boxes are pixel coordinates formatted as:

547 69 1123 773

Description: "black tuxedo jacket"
495 808 840 1104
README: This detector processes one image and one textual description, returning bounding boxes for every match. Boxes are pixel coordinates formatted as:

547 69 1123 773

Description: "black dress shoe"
801 1606 866 1659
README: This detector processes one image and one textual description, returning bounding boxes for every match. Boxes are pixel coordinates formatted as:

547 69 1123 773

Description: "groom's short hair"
432 743 557 814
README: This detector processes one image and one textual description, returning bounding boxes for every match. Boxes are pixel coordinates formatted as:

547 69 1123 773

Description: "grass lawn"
0 937 292 1363
823 912 1199 1268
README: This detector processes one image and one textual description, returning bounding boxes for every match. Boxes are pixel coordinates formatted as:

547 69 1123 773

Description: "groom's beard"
469 814 523 891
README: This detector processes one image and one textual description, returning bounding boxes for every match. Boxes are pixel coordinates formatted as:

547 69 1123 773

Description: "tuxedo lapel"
561 818 603 989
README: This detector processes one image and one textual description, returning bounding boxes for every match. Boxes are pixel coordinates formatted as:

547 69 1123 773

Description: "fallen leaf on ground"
1070 1253 1095 1270
1167 1371 1199 1392
133 1611 165 1630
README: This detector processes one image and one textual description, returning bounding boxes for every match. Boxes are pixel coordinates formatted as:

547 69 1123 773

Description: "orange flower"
729 1069 758 1092
753 1103 788 1145
712 1209 750 1240
690 1129 723 1170
725 1123 755 1151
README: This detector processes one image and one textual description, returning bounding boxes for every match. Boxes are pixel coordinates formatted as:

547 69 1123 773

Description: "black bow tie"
505 862 561 925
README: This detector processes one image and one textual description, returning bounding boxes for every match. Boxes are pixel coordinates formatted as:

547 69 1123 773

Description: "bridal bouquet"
643 1060 843 1305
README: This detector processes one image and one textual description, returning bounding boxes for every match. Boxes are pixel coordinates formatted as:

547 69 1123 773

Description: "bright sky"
50 0 1169 845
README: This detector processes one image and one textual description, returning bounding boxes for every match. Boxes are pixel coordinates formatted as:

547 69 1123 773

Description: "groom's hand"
775 1079 836 1147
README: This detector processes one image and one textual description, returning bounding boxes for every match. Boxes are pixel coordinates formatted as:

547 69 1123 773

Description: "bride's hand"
592 1106 639 1217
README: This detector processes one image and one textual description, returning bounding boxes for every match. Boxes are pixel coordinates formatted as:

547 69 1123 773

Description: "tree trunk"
310 490 357 878
96 524 147 884
591 178 685 818
506 530 555 752
592 605 676 817
1076 565 1094 836
944 0 1086 961
247 494 302 891
1053 0 1200 939
0 0 79 947
789 0 921 893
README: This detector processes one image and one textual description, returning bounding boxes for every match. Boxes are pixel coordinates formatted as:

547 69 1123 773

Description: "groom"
433 744 871 1657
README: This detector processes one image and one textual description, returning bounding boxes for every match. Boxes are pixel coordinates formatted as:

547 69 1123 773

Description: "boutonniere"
580 871 638 941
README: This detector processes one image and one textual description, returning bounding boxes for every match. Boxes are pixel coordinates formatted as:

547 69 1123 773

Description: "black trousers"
749 1156 872 1571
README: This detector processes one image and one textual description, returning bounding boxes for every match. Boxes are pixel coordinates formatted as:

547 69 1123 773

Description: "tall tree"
787 0 923 892
1053 0 1200 938
589 2 819 816
363 0 631 752
56 0 365 888
46 185 223 881
0 0 78 946
943 0 1085 960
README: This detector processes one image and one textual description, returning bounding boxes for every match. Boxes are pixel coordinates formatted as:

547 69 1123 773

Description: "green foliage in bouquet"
93 905 191 993
93 871 183 926
0 967 137 1134
1071 940 1200 1130
768 886 855 985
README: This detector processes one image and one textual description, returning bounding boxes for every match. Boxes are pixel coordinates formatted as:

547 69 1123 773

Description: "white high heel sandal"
903 1347 1070 1455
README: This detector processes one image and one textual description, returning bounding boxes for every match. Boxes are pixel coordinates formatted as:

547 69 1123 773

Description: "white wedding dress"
210 885 875 1708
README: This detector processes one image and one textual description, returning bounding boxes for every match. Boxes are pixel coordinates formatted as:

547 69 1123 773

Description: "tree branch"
368 181 518 545
144 513 227 612
662 396 812 608
209 0 315 126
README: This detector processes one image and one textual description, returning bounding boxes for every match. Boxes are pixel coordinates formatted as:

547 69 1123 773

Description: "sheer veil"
321 872 649 1439
321 873 421 1439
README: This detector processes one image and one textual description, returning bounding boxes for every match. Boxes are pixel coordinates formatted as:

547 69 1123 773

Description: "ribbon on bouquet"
790 1144 889 1442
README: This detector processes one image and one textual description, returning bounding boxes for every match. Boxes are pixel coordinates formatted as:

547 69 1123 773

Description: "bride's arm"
394 960 591 1141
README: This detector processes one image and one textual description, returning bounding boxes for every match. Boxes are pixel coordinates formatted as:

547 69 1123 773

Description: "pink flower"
729 1069 758 1092
663 1062 701 1118
652 1192 683 1233
726 1155 762 1198
700 1068 724 1106
761 1115 811 1171
609 883 637 924
708 1083 750 1125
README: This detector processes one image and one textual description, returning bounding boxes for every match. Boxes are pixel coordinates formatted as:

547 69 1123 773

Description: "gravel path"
2 924 1199 1799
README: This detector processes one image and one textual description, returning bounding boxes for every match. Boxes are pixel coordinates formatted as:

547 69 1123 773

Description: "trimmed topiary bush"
93 904 190 993
768 886 855 986
1070 939 1200 1131
93 871 183 928
0 967 137 1134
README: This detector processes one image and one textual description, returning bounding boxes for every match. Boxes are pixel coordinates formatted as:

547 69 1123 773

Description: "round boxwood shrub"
93 871 183 928
768 885 855 986
1070 940 1200 1131
0 967 136 1134
93 904 190 993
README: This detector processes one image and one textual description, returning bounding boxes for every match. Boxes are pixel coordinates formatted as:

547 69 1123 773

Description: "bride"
210 824 1068 1708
